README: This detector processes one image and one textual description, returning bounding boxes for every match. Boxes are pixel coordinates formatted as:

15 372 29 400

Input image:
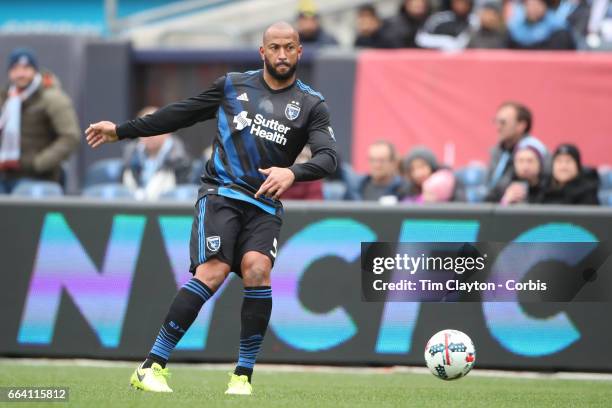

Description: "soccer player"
85 22 337 395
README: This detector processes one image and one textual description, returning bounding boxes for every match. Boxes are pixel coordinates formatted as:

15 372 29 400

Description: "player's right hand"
85 121 119 148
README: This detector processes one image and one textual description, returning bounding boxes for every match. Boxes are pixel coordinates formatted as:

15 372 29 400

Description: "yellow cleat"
130 362 173 393
225 373 252 395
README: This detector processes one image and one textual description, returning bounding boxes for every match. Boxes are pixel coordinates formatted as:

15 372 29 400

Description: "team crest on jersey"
206 236 221 252
285 101 300 121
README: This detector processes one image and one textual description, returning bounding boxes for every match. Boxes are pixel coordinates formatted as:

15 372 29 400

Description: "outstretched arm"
85 76 225 149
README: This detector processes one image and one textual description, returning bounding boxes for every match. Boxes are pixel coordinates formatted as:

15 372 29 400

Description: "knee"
242 253 271 287
194 259 230 291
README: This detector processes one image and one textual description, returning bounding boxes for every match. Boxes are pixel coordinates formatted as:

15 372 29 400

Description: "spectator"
282 145 324 200
379 0 431 48
584 0 611 48
538 144 600 204
507 0 576 49
550 0 590 43
399 146 464 202
415 0 475 51
122 106 191 201
0 47 80 193
296 7 338 47
349 140 406 201
468 2 509 48
421 169 457 202
486 101 547 196
354 4 387 48
487 138 547 204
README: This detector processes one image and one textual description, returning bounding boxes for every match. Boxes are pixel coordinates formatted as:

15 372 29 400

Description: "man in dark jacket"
348 140 406 201
354 4 388 48
378 0 431 48
0 48 80 192
486 101 547 197
415 0 474 50
468 2 509 49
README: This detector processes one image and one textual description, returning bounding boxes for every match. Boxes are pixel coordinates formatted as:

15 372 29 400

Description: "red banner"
353 50 612 172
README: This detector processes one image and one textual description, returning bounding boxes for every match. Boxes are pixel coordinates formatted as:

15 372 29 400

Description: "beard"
264 56 298 81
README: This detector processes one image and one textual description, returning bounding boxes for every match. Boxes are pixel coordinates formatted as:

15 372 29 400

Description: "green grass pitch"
1 362 611 408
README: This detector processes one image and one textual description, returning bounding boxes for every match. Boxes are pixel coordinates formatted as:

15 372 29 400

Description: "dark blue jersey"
117 69 337 215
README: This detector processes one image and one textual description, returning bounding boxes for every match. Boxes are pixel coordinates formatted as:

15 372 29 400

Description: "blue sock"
144 278 213 368
234 286 272 382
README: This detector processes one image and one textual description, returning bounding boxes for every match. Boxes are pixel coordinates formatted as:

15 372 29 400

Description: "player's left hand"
255 167 295 200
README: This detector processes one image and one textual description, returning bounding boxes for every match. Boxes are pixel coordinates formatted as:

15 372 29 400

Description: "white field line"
1 358 611 381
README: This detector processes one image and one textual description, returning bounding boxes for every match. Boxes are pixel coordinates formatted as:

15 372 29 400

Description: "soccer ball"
424 329 475 380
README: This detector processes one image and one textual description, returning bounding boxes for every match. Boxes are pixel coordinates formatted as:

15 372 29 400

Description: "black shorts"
189 194 282 276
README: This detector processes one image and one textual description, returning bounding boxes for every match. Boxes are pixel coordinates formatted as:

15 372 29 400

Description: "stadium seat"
465 185 488 203
159 184 199 202
340 163 364 200
82 183 135 200
11 180 63 198
189 159 205 184
598 168 612 190
598 190 612 206
322 181 348 201
455 163 487 187
84 158 124 187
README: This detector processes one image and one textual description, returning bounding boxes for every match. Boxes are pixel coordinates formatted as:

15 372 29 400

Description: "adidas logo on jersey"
233 111 290 146
237 93 249 101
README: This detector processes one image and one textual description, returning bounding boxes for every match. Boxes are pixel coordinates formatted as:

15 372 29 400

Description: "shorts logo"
285 101 300 121
270 237 278 259
206 236 221 252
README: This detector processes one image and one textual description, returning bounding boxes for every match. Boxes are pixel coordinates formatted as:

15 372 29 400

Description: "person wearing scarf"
0 48 80 193
121 106 192 201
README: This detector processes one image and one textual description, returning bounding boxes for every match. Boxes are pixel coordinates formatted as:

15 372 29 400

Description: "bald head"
260 21 302 84
263 21 300 45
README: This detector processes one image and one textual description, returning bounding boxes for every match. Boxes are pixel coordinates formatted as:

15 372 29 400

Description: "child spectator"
400 146 464 202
